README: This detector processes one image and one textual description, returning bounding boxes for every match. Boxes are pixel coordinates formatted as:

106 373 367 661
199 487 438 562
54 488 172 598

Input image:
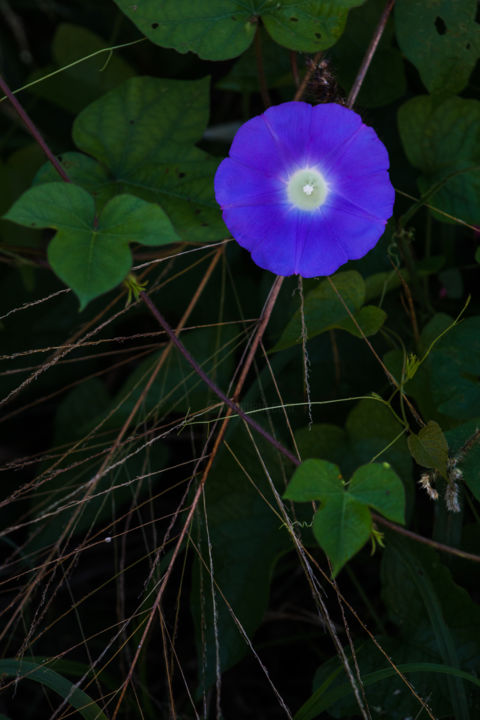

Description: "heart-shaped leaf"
112 0 364 61
4 182 179 308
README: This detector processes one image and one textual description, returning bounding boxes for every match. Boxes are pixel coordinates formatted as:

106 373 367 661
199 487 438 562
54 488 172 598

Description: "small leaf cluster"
284 459 405 575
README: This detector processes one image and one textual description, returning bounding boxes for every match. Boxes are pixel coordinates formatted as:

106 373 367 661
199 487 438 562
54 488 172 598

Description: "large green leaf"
112 0 364 61
398 95 480 225
395 0 480 94
428 316 480 421
311 492 372 575
4 183 179 308
273 271 386 352
283 457 342 502
0 659 108 720
295 397 412 485
35 77 223 243
349 462 405 524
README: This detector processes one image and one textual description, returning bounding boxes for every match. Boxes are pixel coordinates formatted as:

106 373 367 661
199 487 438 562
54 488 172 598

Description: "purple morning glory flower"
214 102 395 277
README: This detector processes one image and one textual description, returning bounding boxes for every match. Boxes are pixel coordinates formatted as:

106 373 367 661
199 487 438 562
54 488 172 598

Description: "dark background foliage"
1 1 480 719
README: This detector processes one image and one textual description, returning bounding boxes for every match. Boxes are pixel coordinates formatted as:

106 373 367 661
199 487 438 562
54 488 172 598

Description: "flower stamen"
287 167 328 211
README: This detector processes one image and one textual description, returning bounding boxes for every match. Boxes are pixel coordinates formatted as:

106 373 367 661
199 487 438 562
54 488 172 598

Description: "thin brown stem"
347 0 396 109
0 72 70 182
232 275 284 401
111 281 292 717
139 287 296 466
293 51 322 102
374 514 480 563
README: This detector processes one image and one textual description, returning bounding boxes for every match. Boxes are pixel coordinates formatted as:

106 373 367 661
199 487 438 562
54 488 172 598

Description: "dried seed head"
419 472 439 501
445 481 461 513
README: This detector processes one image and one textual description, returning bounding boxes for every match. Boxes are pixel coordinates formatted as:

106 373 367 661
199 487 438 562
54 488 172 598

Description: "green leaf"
273 271 385 352
27 22 134 113
0 659 108 720
284 458 404 574
295 662 480 720
295 398 412 492
334 304 387 338
407 420 449 479
395 0 480 94
261 0 364 55
382 535 479 720
4 183 179 308
284 458 343 502
349 462 405 524
45 76 221 243
398 95 480 225
312 493 372 576
429 317 480 420
112 0 363 61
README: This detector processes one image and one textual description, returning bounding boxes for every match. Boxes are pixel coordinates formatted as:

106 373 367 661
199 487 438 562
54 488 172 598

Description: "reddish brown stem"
374 514 480 563
293 51 322 102
347 0 396 109
139 289 297 466
0 72 70 182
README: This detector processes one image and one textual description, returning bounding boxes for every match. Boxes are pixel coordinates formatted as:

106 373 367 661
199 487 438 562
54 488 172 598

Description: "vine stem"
293 50 322 102
373 514 480 563
346 0 396 108
139 282 294 465
0 72 70 182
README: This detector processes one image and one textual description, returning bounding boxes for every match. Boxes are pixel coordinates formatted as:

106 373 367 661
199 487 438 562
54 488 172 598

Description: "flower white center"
287 167 328 211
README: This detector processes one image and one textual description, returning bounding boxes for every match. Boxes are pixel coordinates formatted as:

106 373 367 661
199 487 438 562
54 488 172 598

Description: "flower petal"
228 114 287 175
332 170 395 221
214 157 286 209
296 195 388 276
307 103 363 168
325 124 391 181
262 101 313 167
222 204 298 275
